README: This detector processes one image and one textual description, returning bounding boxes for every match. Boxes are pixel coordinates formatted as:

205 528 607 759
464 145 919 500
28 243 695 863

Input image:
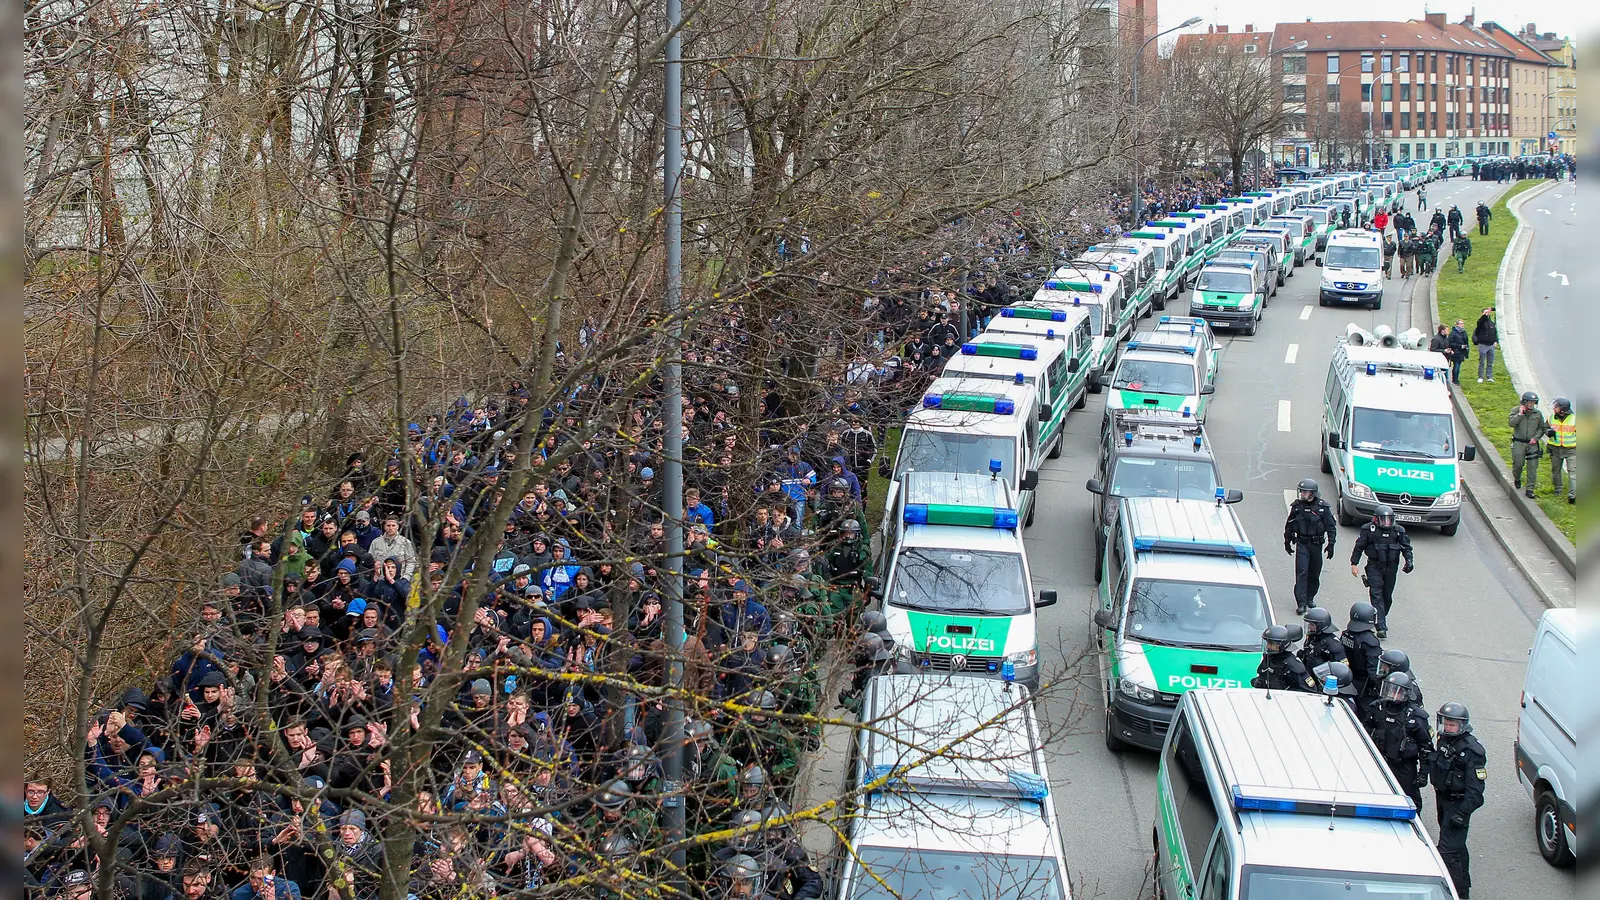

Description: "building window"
1282 55 1307 74
1447 111 1456 130
1398 53 1410 73
1382 54 1393 72
1284 84 1306 102
1383 111 1394 130
1401 110 1412 130
1361 82 1373 101
1431 113 1439 131
1327 83 1341 102
1432 82 1439 101
1465 57 1473 75
1243 43 1258 54
1284 113 1305 133
1362 54 1375 73
1445 55 1455 75
1400 83 1412 101
1400 144 1411 161
1467 112 1475 129
1431 53 1438 73
1381 82 1392 101
1327 53 1340 74
1217 45 1228 54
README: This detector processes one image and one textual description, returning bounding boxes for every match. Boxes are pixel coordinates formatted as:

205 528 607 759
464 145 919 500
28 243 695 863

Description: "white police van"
939 334 1087 460
1094 497 1262 752
1317 229 1385 309
1516 608 1578 867
1321 326 1476 535
890 375 1043 526
842 675 1071 900
1101 329 1218 426
876 472 1057 689
1010 284 1120 389
1155 689 1459 900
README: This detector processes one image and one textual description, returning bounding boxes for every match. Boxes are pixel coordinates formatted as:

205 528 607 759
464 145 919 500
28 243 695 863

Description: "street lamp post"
1130 16 1203 227
1330 59 1368 168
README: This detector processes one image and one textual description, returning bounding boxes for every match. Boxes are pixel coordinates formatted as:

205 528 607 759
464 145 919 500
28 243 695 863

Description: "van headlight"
1006 649 1037 668
1119 675 1157 702
1435 490 1460 507
1348 482 1377 500
1239 295 1257 309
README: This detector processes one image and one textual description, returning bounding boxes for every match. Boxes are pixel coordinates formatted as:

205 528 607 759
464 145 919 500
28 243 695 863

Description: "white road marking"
1285 343 1299 364
1549 271 1569 286
1283 489 1296 513
1299 305 1313 320
1277 400 1292 432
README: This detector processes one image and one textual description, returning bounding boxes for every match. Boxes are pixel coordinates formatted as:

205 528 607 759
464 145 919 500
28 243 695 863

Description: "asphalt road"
1021 177 1576 900
1516 179 1591 400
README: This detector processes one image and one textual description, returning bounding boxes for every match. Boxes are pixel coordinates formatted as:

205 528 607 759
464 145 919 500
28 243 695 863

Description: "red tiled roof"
1475 21 1559 65
1271 19 1513 57
1173 31 1275 55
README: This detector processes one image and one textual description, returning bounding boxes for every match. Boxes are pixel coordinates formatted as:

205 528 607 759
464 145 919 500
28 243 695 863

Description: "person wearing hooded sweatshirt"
1472 307 1499 382
539 541 581 603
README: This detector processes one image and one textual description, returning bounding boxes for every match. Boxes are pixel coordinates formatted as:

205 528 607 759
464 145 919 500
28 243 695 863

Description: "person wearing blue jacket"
775 447 816 523
539 541 581 603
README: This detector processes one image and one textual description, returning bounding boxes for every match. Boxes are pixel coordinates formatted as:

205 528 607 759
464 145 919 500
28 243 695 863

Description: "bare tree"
1179 46 1291 188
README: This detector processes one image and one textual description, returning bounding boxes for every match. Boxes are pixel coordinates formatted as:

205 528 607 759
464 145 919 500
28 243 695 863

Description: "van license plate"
1396 514 1423 523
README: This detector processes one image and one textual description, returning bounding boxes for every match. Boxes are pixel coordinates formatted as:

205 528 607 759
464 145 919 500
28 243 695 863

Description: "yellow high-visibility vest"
1551 414 1578 448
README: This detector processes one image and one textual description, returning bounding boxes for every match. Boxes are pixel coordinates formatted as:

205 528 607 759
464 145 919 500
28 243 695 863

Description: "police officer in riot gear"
837 632 893 714
711 807 823 900
1283 478 1338 613
857 609 895 652
1365 672 1433 812
1350 505 1414 637
1375 648 1423 706
1252 625 1318 692
1429 702 1487 897
1298 607 1347 672
1340 602 1384 699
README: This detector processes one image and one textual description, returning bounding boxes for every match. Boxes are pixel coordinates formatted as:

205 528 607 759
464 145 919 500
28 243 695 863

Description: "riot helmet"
1297 478 1320 501
1372 504 1395 527
1313 661 1357 697
1436 701 1472 736
737 764 768 800
1302 606 1334 635
1376 648 1411 679
1346 602 1379 633
715 854 766 899
1262 624 1293 654
1379 671 1415 706
593 779 633 811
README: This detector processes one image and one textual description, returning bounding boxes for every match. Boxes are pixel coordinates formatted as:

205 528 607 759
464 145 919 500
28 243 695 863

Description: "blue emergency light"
988 458 1004 476
1001 307 1068 322
1001 660 1017 684
1133 534 1255 558
1182 406 1192 418
1124 431 1134 446
1366 363 1378 376
922 393 1016 415
1007 771 1047 800
1230 786 1417 821
1323 674 1340 695
1214 487 1227 503
902 503 1019 530
1423 367 1435 380
1014 372 1025 384
1193 435 1203 449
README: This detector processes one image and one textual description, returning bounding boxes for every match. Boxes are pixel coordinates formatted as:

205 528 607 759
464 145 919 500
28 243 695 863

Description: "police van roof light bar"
960 341 1039 360
1044 280 1103 293
1001 307 1068 321
1131 535 1255 558
922 393 1015 415
903 503 1019 530
1125 341 1197 355
1229 785 1417 821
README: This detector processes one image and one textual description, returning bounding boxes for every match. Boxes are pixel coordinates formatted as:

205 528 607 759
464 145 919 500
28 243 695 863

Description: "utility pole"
660 0 688 887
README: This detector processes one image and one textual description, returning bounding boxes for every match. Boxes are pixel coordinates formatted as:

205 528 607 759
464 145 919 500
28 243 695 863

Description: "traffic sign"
1549 131 1559 140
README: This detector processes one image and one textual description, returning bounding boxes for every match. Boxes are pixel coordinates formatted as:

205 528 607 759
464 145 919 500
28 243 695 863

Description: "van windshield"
898 430 1017 482
1325 245 1381 270
1110 457 1220 500
1197 270 1255 294
1127 579 1269 649
888 548 1029 616
1114 359 1196 395
1148 245 1167 269
1241 866 1452 900
1305 207 1330 225
849 846 1066 900
1351 408 1454 458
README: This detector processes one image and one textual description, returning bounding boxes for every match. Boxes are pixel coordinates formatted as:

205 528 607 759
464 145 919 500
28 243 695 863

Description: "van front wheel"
1440 521 1459 537
1537 789 1576 867
1104 707 1124 753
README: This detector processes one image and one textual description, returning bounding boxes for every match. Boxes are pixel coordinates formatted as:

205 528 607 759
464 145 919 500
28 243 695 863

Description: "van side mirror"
1038 403 1053 421
1327 433 1342 450
1200 384 1216 395
1098 374 1113 387
1037 589 1058 608
1093 608 1113 629
1085 478 1105 495
1021 469 1040 491
1460 445 1477 462
1067 357 1082 374
1315 257 1324 267
1224 489 1244 504
865 576 883 600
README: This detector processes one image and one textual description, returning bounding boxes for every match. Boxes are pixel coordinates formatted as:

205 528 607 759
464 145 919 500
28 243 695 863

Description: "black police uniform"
1298 627 1347 673
1284 496 1338 612
1429 731 1488 897
1340 627 1383 700
1366 698 1433 812
1251 650 1319 692
1350 522 1414 632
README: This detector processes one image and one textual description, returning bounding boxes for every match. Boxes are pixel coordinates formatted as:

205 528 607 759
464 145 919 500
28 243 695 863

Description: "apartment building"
1472 22 1558 156
1521 26 1577 154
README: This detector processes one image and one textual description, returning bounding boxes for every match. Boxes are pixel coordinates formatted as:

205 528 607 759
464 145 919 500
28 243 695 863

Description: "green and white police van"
1120 228 1190 304
1239 191 1285 218
1085 403 1231 576
843 675 1071 900
1300 204 1338 255
1264 212 1316 266
941 333 1088 458
1101 328 1218 425
1190 262 1265 335
1193 204 1249 244
1240 226 1293 284
1155 689 1460 900
891 376 1043 525
1148 219 1208 282
1093 496 1268 751
1020 278 1124 386
1167 210 1230 260
1321 327 1477 535
1054 264 1135 347
1078 242 1162 316
876 472 1057 689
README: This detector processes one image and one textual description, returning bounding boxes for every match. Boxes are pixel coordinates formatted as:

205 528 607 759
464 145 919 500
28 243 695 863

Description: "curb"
1427 253 1578 588
1494 180 1558 403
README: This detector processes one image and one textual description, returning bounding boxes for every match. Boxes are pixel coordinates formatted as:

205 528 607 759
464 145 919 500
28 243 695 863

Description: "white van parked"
1516 608 1578 867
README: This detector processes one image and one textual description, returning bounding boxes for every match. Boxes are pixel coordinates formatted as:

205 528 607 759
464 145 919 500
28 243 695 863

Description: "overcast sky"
1159 2 1595 43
